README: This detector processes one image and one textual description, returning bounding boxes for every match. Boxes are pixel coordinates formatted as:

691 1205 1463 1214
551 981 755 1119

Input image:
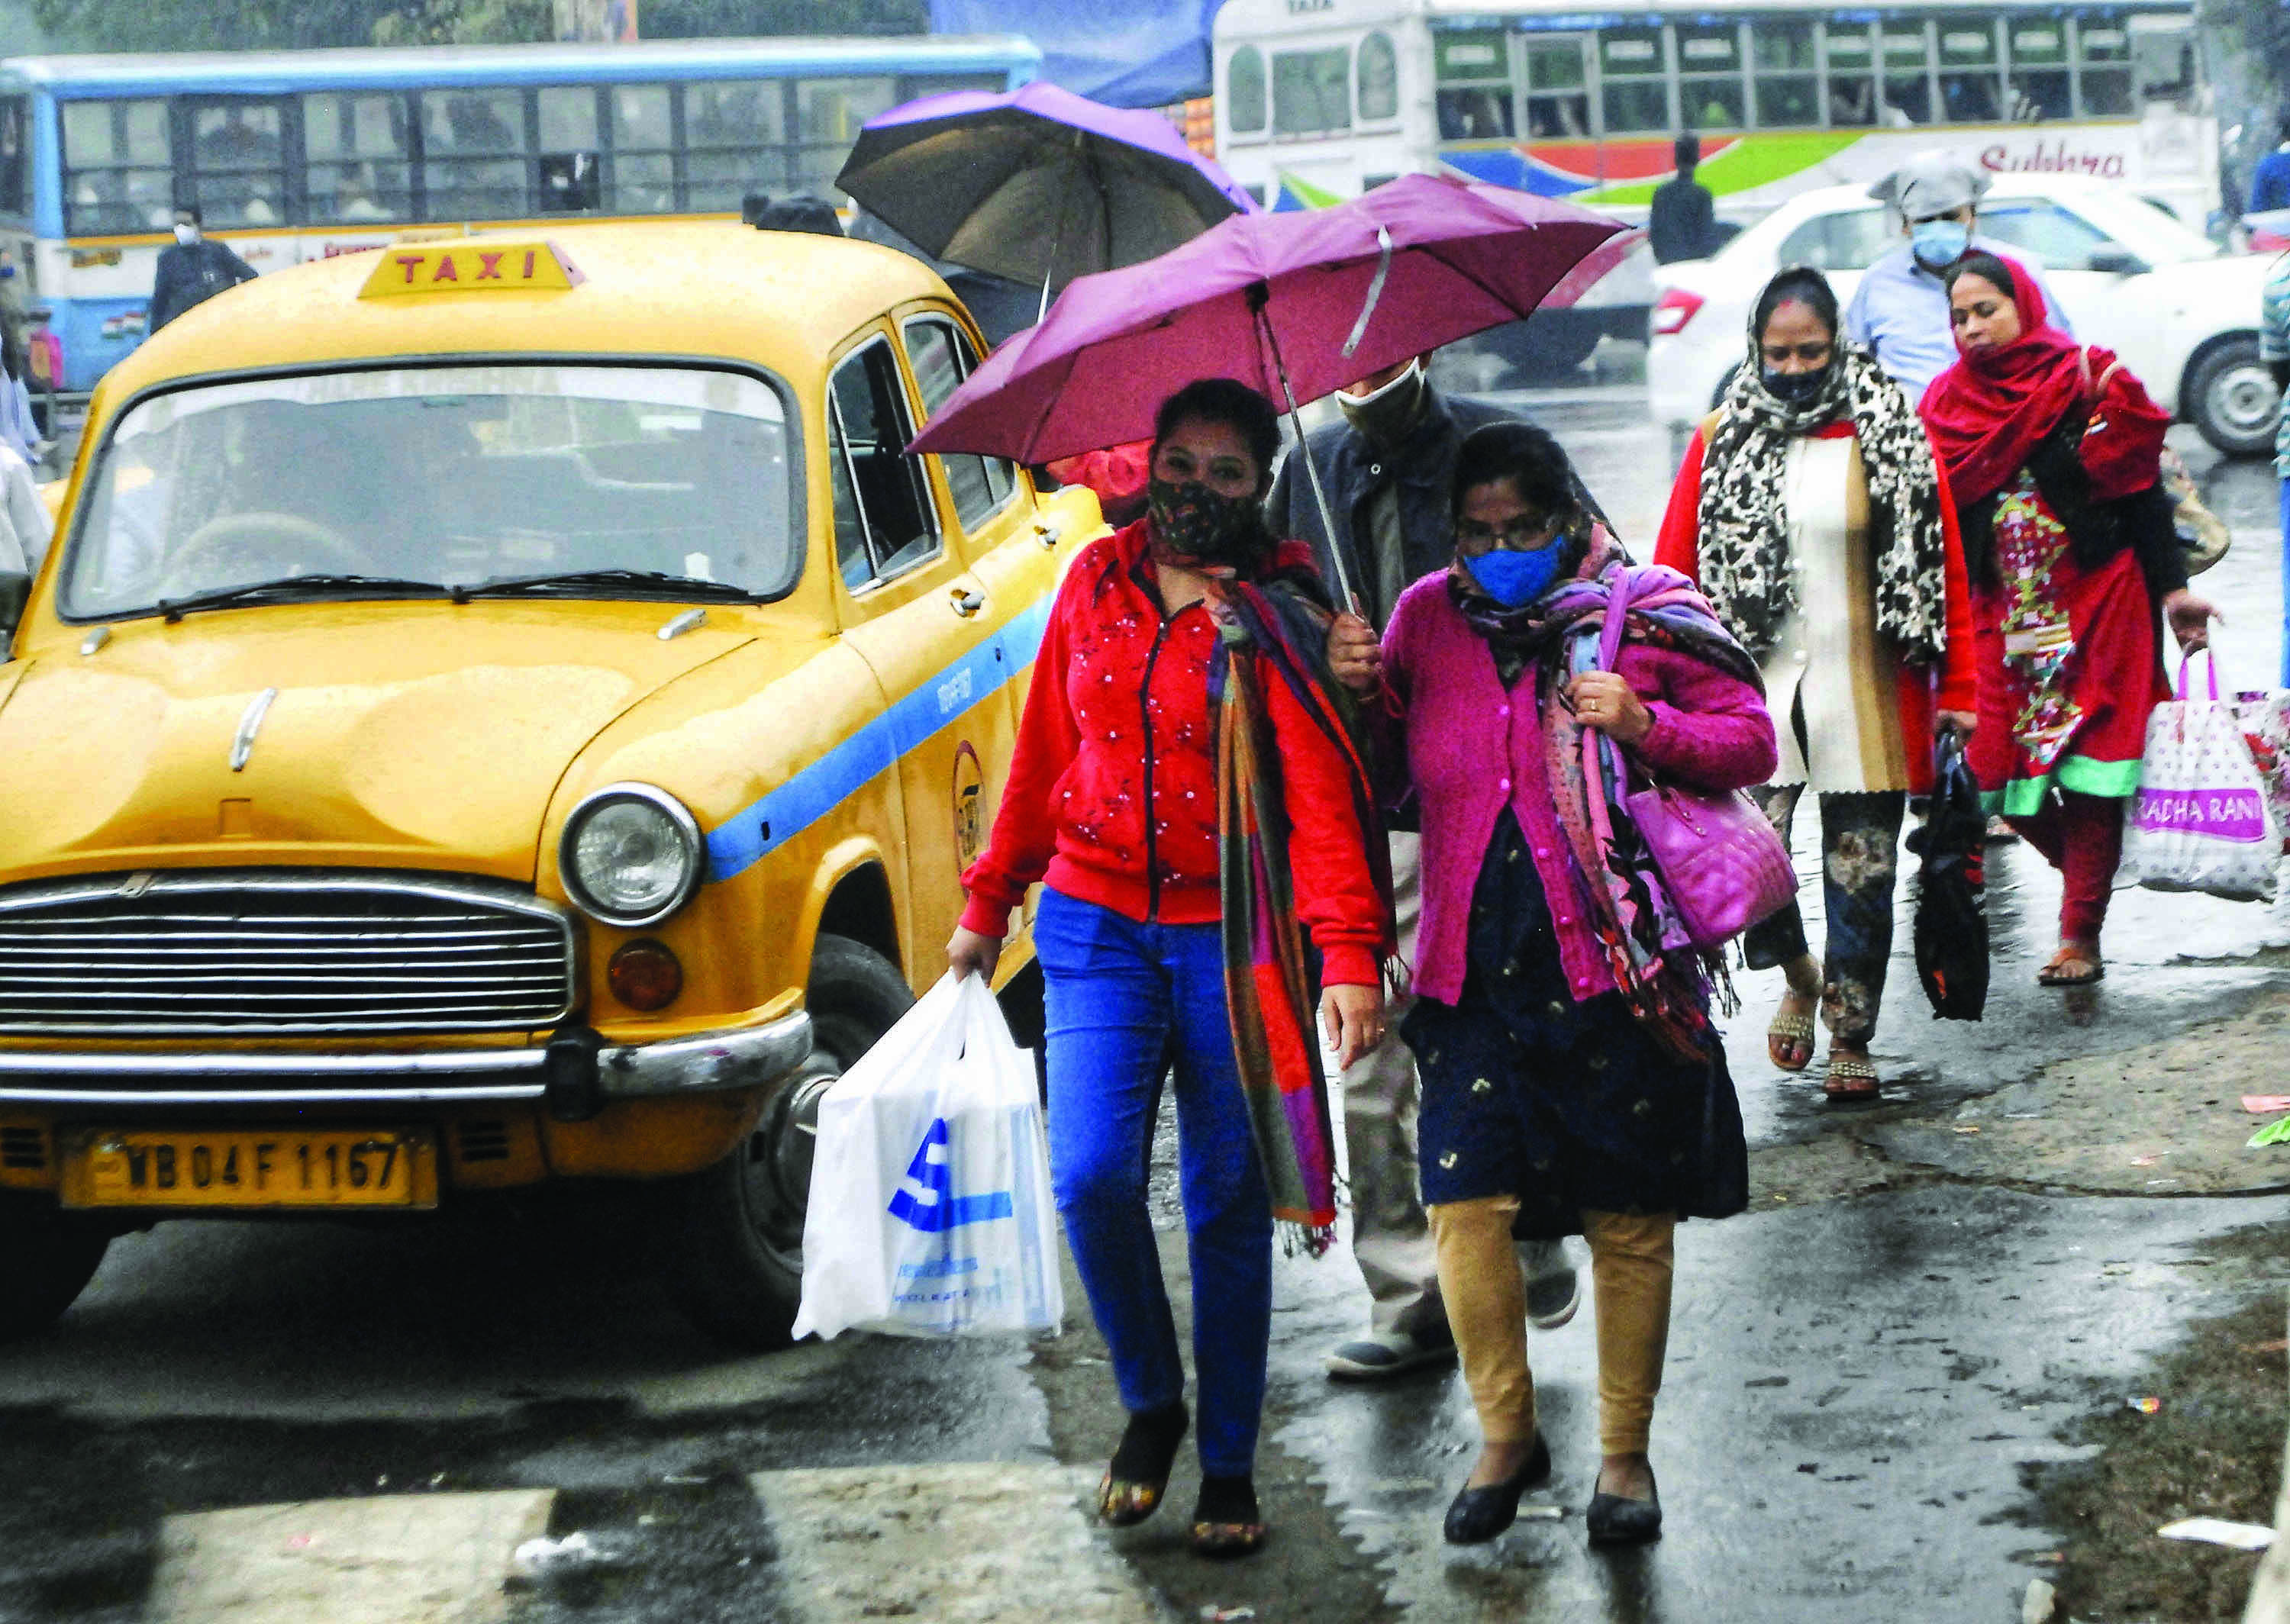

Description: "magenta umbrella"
908 172 1639 610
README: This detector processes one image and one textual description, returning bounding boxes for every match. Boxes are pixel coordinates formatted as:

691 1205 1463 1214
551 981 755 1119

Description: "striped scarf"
1207 576 1392 1250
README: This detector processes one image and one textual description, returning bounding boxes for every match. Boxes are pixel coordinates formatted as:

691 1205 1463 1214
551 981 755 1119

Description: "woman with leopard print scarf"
1654 266 1976 1103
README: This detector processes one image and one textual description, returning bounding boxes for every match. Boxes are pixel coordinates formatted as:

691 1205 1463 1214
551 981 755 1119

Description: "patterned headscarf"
1695 270 1953 665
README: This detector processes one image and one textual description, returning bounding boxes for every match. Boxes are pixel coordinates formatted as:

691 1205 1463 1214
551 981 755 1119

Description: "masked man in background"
1843 153 2072 401
1269 356 1585 1379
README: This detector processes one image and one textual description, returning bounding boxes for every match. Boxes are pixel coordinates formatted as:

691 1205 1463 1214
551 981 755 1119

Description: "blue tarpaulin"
928 0 1221 108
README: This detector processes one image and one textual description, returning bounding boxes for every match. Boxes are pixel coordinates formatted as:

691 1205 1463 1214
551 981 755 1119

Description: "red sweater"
960 521 1384 988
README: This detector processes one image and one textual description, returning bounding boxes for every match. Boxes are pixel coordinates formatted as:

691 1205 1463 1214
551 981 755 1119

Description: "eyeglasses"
1455 514 1561 551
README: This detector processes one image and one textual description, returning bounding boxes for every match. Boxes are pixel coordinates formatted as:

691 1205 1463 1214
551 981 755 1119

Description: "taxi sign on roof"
359 240 582 299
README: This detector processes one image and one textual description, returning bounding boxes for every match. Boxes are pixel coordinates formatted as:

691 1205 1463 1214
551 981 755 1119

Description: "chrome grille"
0 872 576 1036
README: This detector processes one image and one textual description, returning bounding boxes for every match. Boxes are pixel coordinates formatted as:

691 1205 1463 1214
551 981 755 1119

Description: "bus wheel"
656 935 913 1350
0 1194 109 1342
2187 337 2280 458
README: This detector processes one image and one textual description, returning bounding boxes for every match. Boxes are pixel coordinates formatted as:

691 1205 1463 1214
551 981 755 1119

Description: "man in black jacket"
149 207 257 333
1647 134 1720 265
1269 358 1583 1379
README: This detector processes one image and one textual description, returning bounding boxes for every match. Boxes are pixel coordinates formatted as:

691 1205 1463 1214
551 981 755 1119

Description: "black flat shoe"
1097 1403 1189 1528
1442 1433 1552 1545
1585 1466 1662 1547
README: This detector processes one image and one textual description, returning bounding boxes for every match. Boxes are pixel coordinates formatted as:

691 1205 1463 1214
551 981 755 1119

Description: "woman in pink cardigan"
1328 422 1776 1550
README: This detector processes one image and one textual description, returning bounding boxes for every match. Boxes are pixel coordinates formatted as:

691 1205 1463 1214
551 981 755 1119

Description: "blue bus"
0 36 1042 395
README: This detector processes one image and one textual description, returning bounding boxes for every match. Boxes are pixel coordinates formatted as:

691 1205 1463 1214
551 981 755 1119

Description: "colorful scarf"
1207 575 1393 1249
1463 528 1763 1061
1698 340 1952 663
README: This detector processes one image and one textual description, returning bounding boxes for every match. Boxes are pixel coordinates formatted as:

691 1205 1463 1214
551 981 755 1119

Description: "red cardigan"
960 520 1384 988
1653 418 1976 794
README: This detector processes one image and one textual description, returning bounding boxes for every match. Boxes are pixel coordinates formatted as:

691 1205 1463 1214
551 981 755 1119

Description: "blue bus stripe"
702 591 1053 885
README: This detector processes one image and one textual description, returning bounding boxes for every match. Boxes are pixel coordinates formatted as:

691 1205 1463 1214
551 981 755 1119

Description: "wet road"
4 395 2287 1623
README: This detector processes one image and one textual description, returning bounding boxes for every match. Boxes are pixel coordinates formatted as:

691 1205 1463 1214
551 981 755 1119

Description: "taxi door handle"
950 586 985 617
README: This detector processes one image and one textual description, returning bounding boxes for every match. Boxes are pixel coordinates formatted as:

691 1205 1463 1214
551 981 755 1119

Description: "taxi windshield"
62 364 798 619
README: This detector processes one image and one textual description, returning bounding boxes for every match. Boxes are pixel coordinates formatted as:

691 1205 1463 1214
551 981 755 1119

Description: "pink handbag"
1598 574 1797 952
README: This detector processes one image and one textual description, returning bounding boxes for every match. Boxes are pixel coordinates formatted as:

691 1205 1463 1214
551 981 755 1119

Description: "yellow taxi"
0 225 1098 1347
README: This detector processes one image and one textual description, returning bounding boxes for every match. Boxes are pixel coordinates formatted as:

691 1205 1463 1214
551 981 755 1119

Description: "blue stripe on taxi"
702 592 1055 883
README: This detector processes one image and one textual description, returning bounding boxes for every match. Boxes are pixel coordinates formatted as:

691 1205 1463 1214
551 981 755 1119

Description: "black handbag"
1906 728 1989 1021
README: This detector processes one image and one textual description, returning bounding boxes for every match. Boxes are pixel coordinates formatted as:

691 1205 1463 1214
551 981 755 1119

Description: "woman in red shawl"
1919 251 2216 985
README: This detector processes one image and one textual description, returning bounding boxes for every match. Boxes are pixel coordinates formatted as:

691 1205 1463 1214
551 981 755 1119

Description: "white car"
1647 175 2282 456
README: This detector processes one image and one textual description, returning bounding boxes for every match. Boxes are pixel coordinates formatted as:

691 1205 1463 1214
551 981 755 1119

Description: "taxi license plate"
66 1128 434 1210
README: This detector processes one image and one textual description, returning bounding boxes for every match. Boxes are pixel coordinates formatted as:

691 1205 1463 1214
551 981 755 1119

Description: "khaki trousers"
1427 1196 1676 1455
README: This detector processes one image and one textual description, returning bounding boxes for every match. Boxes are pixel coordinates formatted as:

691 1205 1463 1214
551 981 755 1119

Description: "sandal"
2037 942 2104 986
1097 1403 1188 1527
1823 1051 1881 1103
1766 991 1817 1073
1190 1474 1266 1559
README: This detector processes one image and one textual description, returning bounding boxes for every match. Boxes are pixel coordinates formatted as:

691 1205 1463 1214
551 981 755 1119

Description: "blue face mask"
1911 218 1971 270
1466 544 1566 607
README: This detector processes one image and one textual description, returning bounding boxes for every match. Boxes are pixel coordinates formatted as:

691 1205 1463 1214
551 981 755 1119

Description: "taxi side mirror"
2087 244 2150 276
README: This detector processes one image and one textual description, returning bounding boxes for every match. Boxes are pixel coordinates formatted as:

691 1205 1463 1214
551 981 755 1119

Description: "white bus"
1211 0 2215 372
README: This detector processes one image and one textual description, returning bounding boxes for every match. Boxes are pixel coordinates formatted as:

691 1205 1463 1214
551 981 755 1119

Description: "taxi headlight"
559 784 703 927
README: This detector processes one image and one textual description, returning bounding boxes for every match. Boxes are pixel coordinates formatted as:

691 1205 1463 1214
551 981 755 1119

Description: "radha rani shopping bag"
791 973 1063 1342
2119 652 2282 903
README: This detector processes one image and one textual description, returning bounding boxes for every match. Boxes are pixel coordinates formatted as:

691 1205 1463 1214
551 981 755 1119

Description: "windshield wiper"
156 574 457 623
463 568 757 603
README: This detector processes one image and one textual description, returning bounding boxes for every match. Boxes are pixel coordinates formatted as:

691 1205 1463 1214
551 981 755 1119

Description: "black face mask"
1762 365 1832 408
1146 477 1269 570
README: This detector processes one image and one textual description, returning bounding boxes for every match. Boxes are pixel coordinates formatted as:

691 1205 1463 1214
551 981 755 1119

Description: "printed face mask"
1910 218 1970 270
1762 365 1832 407
1464 543 1566 607
1146 477 1267 569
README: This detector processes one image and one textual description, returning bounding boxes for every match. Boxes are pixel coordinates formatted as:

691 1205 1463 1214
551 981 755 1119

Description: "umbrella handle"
1251 286 1364 619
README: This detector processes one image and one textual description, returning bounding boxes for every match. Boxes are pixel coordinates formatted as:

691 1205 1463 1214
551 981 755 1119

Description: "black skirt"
1402 810 1748 1239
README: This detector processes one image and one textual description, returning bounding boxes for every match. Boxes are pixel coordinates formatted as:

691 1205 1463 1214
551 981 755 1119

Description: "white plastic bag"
790 973 1063 1341
2119 652 2282 903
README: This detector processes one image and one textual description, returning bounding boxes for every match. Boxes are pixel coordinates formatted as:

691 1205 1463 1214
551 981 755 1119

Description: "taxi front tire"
0 1193 111 1342
656 933 914 1349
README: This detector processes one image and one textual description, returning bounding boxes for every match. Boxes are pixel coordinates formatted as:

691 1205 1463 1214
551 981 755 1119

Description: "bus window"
1937 17 2003 124
1228 47 1268 136
188 101 286 227
1676 24 1745 130
1750 20 1819 130
684 82 788 213
1522 37 1590 140
1825 24 1879 127
62 99 173 235
537 87 603 213
1599 28 1669 135
423 90 530 221
608 86 675 214
794 78 897 197
0 97 29 219
1275 47 1353 140
2076 14 2133 116
304 93 411 223
1359 31 1399 124
1434 29 1511 140
2005 21 2072 121
2130 15 2197 109
1882 24 1934 124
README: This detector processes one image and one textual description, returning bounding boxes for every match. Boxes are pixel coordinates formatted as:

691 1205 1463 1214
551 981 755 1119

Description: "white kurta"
1756 434 1911 793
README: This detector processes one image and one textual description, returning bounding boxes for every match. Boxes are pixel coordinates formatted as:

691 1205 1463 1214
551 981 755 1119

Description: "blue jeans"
1034 886 1272 1479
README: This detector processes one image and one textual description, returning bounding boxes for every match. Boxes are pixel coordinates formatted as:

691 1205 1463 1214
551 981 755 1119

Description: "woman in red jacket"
949 379 1386 1559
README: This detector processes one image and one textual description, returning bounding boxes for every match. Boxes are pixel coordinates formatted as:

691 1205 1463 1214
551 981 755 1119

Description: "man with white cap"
1843 151 2072 400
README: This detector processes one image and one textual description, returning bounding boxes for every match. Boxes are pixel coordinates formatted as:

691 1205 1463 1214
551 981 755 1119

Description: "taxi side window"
903 315 1016 532
827 337 941 591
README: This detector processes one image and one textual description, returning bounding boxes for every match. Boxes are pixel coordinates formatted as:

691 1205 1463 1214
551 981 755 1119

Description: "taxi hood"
0 601 763 880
